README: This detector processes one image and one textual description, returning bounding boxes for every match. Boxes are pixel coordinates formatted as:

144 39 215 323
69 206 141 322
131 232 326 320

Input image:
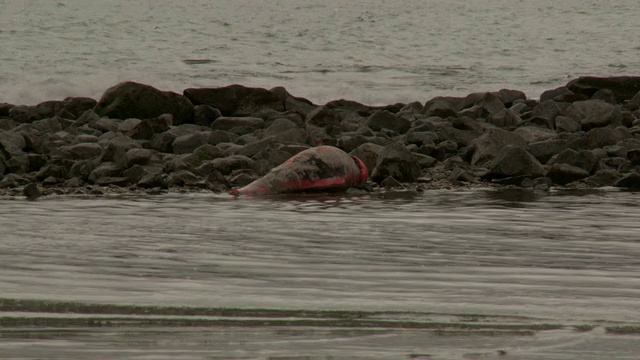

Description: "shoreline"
1 76 640 200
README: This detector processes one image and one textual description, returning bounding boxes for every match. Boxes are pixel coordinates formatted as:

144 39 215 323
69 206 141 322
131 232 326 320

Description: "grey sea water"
2 1 640 359
1 0 639 105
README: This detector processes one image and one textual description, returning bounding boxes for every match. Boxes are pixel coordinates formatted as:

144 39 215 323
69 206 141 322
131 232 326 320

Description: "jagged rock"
614 171 640 189
0 130 26 155
71 134 99 145
101 136 141 163
371 143 421 183
172 133 207 155
468 128 527 166
138 173 168 189
95 81 194 124
496 89 527 107
211 117 264 131
531 100 564 124
551 148 598 173
567 76 640 101
150 132 176 153
365 110 411 134
580 107 623 131
432 140 458 161
513 126 558 144
305 106 342 128
380 176 404 188
487 108 522 128
263 118 301 137
349 143 382 175
547 163 590 185
592 88 617 104
555 116 581 133
191 144 225 163
436 124 480 147
69 159 99 181
59 143 103 160
584 127 628 150
540 86 573 102
423 98 458 118
584 169 623 186
184 84 293 116
123 164 160 184
127 115 171 140
526 139 567 163
486 145 545 179
167 170 200 187
207 130 236 145
0 173 29 188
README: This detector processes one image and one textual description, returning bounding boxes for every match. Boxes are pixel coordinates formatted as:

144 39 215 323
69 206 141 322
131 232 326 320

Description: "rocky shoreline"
1 76 640 199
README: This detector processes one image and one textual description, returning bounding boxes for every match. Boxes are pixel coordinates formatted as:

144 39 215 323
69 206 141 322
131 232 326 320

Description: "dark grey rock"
88 162 122 183
95 81 194 125
127 115 172 140
486 145 545 179
90 117 119 132
403 131 439 146
0 130 26 155
101 136 141 163
262 118 301 138
172 133 207 155
69 159 99 181
59 142 103 160
540 86 573 102
138 173 168 189
432 140 458 161
197 155 254 175
513 126 557 144
526 139 568 164
584 127 628 150
184 84 290 116
193 104 222 127
0 173 28 188
149 132 176 153
580 107 623 131
487 108 522 128
585 169 622 187
380 176 404 188
423 97 460 118
71 134 99 145
23 182 41 200
167 170 200 187
592 88 617 104
436 125 480 147
125 148 152 167
365 110 411 135
211 116 264 131
206 130 236 146
468 128 527 166
350 143 382 175
371 143 421 183
552 148 598 173
563 99 616 123
531 100 564 123
305 106 342 128
555 116 581 133
547 163 590 185
567 76 640 101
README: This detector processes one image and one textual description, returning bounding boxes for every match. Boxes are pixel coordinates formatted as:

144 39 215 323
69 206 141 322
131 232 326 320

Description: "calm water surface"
1 0 639 105
0 189 639 359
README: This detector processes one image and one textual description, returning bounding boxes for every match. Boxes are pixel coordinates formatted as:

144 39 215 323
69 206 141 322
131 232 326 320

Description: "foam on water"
1 0 639 105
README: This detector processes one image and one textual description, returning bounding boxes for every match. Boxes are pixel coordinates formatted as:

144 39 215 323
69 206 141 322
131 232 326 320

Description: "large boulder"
349 143 383 175
184 85 311 117
468 128 527 166
370 143 421 183
584 128 628 150
94 82 194 124
486 145 545 179
567 76 640 101
547 163 590 185
365 110 411 134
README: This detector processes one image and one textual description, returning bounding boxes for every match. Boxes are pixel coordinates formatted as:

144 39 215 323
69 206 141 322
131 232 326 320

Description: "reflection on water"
1 189 639 359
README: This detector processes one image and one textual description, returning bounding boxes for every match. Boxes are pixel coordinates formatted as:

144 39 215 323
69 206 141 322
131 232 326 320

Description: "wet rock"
23 182 41 200
468 128 527 166
172 133 207 155
349 143 382 175
365 110 411 135
371 143 421 183
88 162 122 183
555 116 581 133
69 159 99 181
211 116 264 131
138 173 168 189
184 84 289 116
229 170 258 187
167 170 200 187
380 176 404 188
552 148 598 173
127 115 172 140
547 163 590 185
470 92 506 115
567 76 640 101
585 169 623 187
526 139 567 164
614 171 640 189
0 173 29 188
123 164 158 184
95 81 194 125
59 142 103 160
487 108 522 128
486 145 545 179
